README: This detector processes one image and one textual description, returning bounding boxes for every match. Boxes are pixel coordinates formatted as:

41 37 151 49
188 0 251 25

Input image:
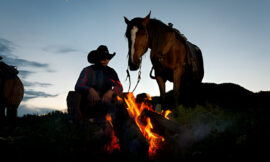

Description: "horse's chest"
151 53 178 71
151 59 173 81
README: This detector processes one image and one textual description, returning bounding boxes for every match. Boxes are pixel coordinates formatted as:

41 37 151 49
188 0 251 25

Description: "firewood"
111 103 149 160
138 109 185 138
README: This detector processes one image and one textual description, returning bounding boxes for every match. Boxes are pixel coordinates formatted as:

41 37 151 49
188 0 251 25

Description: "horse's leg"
6 105 17 126
156 76 166 110
0 103 5 117
173 68 183 108
0 104 5 126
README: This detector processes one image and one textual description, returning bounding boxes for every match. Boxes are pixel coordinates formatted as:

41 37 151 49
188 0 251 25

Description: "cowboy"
75 45 123 118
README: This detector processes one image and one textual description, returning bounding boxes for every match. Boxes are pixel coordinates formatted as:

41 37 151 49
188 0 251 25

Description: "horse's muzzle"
128 55 142 70
129 63 140 71
128 61 141 71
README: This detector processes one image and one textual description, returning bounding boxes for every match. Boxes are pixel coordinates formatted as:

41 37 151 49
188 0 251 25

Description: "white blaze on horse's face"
130 25 139 64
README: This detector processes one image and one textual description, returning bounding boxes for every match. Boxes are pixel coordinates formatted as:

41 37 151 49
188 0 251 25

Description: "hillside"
152 82 270 110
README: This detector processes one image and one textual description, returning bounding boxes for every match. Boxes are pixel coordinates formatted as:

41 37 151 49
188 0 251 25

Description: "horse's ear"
142 11 151 26
124 16 130 24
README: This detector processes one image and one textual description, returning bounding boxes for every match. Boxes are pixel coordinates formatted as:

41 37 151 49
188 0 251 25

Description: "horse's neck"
147 22 174 55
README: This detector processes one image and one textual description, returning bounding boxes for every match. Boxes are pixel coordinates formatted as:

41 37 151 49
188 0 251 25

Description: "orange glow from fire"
104 114 120 153
123 92 170 158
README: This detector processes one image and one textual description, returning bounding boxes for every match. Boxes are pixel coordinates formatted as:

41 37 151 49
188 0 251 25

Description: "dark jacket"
75 65 123 96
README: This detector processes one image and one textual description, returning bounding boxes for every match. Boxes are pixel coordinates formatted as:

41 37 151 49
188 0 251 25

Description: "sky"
0 0 269 116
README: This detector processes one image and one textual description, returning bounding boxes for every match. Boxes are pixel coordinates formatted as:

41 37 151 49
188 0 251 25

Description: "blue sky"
0 0 269 116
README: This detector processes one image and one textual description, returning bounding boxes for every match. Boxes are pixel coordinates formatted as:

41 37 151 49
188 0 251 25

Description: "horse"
0 72 24 125
124 12 204 109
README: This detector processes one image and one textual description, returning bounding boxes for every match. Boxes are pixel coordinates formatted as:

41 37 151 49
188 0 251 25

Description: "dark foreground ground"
0 82 270 162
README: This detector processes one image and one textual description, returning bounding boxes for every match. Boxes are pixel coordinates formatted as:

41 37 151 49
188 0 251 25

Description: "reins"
125 65 142 92
150 66 156 79
125 69 131 92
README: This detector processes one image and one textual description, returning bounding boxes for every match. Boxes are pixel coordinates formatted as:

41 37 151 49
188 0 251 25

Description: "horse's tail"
150 66 156 79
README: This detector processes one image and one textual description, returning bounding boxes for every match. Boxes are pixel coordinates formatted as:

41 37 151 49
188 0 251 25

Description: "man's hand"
102 90 114 103
88 87 100 105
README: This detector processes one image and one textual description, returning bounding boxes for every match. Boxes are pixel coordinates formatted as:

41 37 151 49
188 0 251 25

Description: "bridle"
125 64 142 92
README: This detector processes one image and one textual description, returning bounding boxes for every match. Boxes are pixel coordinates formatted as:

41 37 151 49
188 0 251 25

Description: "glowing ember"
122 92 171 158
104 114 120 153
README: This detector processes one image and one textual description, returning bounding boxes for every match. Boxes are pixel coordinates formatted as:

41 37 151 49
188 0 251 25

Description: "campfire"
104 113 121 153
105 92 172 159
123 92 172 158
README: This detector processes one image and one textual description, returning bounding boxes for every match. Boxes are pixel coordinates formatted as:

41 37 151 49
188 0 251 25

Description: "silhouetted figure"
74 45 123 120
0 56 23 126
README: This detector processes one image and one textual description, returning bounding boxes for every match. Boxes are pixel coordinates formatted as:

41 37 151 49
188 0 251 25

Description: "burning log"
137 105 188 160
137 108 205 161
120 92 180 159
111 102 149 160
138 109 184 138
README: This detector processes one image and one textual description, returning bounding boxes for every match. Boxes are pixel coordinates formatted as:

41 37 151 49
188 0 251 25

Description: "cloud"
23 81 53 87
0 38 51 70
2 55 50 70
43 45 80 54
57 47 79 53
23 89 58 101
8 57 49 69
18 104 56 117
0 38 13 54
18 70 34 79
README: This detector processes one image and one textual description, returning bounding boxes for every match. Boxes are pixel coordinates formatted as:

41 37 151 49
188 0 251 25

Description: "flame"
122 92 170 158
106 113 113 127
145 93 152 101
104 114 120 153
116 96 123 102
162 110 172 120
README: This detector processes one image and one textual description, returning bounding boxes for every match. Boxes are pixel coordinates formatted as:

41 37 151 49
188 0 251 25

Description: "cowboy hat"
87 45 116 64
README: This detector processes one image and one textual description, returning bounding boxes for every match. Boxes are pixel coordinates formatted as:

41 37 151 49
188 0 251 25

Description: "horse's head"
124 12 151 71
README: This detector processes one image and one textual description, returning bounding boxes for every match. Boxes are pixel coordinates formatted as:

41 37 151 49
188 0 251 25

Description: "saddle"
0 61 19 78
185 42 200 72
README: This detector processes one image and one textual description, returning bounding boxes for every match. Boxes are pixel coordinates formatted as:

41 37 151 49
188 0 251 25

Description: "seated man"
75 45 123 120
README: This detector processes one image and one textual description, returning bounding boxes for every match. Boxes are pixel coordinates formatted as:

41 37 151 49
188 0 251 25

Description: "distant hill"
152 82 270 110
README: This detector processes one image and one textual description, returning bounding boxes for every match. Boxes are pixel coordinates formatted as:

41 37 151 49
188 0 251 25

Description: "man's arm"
109 69 123 95
75 67 90 93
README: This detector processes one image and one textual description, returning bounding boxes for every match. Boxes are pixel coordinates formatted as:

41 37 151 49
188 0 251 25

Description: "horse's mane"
149 19 174 32
148 18 187 44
